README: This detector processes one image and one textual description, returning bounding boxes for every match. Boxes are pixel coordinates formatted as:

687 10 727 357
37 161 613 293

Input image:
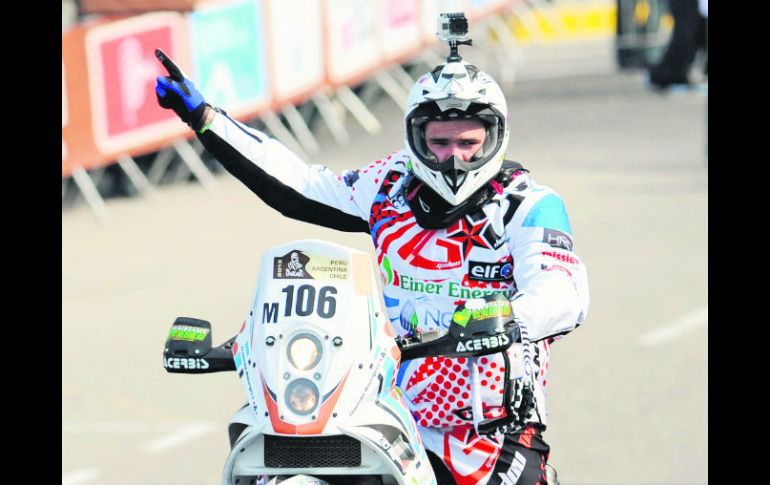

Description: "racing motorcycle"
162 239 554 484
163 239 437 484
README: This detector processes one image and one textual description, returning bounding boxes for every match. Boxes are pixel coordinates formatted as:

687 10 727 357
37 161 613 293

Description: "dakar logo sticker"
273 251 313 279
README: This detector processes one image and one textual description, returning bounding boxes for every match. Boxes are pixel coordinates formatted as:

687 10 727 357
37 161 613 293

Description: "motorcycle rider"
156 42 589 485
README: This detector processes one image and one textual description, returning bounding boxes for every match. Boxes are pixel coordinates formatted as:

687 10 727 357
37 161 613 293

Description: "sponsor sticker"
168 325 209 342
397 275 514 299
481 224 506 249
541 250 580 265
343 170 360 187
470 300 512 322
274 250 312 279
274 250 350 280
452 308 472 327
456 334 510 352
543 228 573 251
468 261 513 282
497 451 528 484
437 99 471 111
163 356 210 370
542 264 573 277
452 300 512 328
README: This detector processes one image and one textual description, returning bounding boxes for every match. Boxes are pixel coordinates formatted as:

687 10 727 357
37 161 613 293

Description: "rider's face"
425 120 486 163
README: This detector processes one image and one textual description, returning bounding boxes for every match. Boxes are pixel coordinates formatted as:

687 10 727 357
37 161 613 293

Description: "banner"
188 0 270 118
468 0 513 19
62 61 69 166
62 2 518 180
376 0 423 63
85 12 190 155
324 0 382 86
62 25 103 177
265 0 325 105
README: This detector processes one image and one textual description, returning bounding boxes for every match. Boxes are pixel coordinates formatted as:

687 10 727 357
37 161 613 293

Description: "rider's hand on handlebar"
154 49 210 132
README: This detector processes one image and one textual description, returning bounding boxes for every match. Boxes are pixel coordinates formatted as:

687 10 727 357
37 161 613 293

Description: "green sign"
189 0 269 110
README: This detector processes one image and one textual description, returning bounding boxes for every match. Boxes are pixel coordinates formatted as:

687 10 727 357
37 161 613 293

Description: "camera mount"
437 12 473 62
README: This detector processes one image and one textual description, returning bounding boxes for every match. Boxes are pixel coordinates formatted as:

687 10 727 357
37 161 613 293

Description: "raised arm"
154 49 370 233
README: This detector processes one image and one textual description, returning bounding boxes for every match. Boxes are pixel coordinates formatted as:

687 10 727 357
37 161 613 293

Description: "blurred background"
62 0 707 484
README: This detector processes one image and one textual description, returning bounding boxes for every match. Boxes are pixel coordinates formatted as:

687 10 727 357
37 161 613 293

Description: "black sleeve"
197 128 370 234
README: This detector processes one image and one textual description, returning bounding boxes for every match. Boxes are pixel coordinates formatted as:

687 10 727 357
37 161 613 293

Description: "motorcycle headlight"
288 333 322 370
285 378 319 415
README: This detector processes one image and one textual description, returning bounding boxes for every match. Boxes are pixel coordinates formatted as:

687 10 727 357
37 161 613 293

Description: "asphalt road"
62 36 708 485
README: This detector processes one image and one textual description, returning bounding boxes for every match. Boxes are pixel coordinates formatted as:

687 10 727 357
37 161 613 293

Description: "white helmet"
404 60 509 206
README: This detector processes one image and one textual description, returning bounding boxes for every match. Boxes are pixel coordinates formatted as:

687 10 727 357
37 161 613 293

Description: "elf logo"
469 261 513 282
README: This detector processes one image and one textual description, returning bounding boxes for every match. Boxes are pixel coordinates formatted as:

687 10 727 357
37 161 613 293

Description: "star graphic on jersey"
446 216 490 260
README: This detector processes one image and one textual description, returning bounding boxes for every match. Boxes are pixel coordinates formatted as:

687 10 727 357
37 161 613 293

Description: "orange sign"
62 25 102 177
62 16 195 178
85 12 190 155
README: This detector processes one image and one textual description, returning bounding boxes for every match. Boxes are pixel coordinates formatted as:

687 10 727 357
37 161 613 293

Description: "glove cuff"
188 103 210 132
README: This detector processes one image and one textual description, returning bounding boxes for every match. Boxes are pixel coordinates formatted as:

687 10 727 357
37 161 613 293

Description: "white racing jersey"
199 111 590 430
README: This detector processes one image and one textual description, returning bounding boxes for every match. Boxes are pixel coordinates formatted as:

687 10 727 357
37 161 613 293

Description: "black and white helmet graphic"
404 60 509 206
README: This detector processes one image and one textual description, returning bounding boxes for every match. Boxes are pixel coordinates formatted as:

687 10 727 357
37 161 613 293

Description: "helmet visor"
407 106 505 173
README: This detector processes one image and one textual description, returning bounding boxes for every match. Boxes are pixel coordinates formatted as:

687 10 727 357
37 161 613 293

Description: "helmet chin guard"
440 156 467 194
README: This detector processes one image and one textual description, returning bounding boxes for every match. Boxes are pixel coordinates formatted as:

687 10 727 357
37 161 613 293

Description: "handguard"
163 317 236 373
396 294 534 435
397 297 519 361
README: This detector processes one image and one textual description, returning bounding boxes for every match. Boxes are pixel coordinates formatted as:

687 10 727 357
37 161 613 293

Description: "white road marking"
62 468 100 485
638 306 708 346
141 423 217 453
62 421 217 434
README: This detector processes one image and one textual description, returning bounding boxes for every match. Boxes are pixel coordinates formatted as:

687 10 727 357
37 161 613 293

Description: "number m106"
282 285 337 319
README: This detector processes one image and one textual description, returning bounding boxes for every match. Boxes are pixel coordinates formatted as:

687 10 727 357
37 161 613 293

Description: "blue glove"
154 49 208 131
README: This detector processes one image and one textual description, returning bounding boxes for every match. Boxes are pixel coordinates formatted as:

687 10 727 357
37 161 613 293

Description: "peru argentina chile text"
398 275 514 299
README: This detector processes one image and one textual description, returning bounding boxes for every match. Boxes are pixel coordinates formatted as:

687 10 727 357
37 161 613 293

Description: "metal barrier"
62 0 526 221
